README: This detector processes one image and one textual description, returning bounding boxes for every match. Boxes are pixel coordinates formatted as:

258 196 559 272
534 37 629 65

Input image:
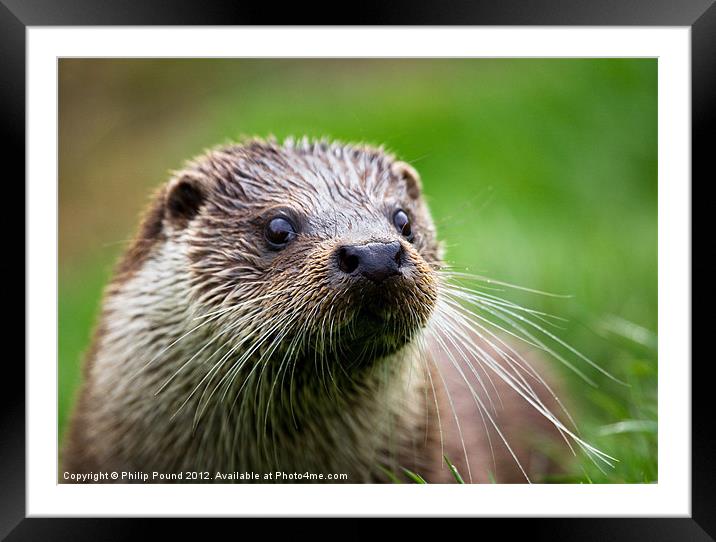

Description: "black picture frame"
2 1 708 538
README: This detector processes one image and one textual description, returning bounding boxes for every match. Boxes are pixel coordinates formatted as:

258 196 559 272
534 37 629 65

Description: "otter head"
161 138 441 379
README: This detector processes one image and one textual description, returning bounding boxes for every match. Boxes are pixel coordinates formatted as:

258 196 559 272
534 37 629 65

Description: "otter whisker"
190 290 286 321
443 282 568 326
441 271 573 298
430 320 529 482
253 297 318 420
434 305 576 459
251 321 307 462
437 299 579 448
217 311 303 415
440 294 547 384
438 304 505 414
263 321 308 439
480 304 629 387
224 299 315 412
425 330 476 483
428 312 502 469
433 302 616 468
484 302 627 386
169 329 254 423
137 291 282 392
286 297 328 425
318 301 339 394
170 303 291 423
156 305 267 395
453 296 598 387
440 293 548 356
129 305 240 381
440 297 581 438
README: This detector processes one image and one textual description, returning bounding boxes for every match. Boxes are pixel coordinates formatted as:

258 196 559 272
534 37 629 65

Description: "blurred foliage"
59 59 657 482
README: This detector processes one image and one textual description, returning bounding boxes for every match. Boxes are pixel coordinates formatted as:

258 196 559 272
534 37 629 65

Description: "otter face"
165 138 441 371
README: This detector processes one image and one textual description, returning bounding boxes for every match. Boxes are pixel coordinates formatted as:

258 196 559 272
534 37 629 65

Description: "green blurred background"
59 59 657 483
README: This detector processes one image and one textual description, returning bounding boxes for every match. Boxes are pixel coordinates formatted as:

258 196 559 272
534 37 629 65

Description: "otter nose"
337 241 403 283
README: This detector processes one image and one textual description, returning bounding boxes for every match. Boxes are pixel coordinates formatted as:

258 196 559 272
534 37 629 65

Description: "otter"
62 137 599 483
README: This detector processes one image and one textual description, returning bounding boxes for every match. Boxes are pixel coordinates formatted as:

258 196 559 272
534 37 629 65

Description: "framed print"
3 0 709 538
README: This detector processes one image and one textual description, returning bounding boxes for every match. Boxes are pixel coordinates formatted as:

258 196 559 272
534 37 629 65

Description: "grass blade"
401 467 428 484
444 455 465 484
378 465 403 484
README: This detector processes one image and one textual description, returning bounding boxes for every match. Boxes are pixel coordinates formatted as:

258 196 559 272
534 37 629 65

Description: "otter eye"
393 209 413 241
265 217 297 248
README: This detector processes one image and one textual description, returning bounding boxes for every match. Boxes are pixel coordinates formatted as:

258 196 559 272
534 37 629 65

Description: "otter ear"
165 174 207 226
391 161 422 200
